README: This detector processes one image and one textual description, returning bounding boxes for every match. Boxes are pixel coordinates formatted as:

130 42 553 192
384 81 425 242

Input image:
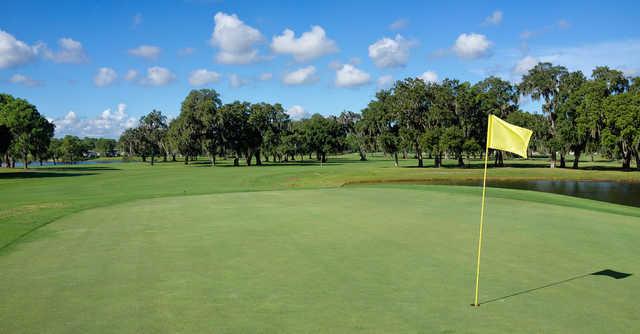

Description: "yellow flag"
487 115 533 158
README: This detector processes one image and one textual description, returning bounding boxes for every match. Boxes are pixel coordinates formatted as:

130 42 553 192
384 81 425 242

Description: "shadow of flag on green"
591 269 632 279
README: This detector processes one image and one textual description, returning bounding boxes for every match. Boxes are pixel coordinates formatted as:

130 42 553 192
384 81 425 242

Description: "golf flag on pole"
486 115 533 158
472 114 533 307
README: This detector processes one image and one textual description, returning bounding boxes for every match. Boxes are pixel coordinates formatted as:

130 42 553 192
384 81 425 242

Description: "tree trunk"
635 152 640 171
358 148 366 161
572 150 581 169
393 152 399 167
255 149 262 166
559 153 565 168
142 155 147 162
233 156 239 166
209 154 215 166
184 155 189 165
172 154 176 162
550 151 556 168
23 151 28 169
402 149 407 159
622 151 631 169
457 154 464 167
321 153 327 163
151 152 155 166
246 151 253 166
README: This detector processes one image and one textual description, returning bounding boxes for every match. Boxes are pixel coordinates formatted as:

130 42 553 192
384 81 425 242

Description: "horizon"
1 0 639 138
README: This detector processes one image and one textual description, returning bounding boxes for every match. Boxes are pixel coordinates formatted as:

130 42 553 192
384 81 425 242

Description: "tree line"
1 62 639 170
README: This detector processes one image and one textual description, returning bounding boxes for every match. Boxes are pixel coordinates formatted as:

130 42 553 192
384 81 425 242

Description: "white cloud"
9 74 40 87
41 38 88 63
0 30 37 69
271 26 337 62
286 105 310 120
178 47 195 56
282 66 317 85
94 67 117 87
140 66 175 86
335 64 371 88
453 33 492 59
188 69 221 86
128 45 161 60
368 34 414 68
229 73 249 88
259 72 273 81
513 56 538 75
124 69 138 81
53 103 137 138
210 12 263 64
389 19 409 31
483 10 503 26
377 75 393 89
419 71 438 83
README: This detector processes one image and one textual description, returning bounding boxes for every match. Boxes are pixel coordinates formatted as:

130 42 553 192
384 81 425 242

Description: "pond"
424 179 640 208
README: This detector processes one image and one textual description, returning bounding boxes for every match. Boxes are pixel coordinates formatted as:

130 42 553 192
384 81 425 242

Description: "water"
5 160 124 168
424 179 640 208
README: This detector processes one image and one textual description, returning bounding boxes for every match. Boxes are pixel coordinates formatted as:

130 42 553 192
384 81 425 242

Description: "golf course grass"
1 156 639 332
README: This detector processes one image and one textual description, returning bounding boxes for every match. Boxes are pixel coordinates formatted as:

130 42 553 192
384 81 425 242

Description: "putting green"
1 185 638 333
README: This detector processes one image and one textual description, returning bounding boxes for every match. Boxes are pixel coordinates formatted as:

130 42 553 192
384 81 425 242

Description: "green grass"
1 155 639 332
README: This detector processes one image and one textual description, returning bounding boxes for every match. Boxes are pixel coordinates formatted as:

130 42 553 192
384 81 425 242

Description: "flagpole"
473 118 491 307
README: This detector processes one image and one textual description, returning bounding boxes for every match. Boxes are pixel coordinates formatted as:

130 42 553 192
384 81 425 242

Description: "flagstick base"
470 303 480 307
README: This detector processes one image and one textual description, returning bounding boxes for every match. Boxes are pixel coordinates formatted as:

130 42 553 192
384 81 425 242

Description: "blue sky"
1 0 639 138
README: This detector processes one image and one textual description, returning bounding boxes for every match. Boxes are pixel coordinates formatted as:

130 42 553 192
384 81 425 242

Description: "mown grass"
1 185 639 333
1 154 639 252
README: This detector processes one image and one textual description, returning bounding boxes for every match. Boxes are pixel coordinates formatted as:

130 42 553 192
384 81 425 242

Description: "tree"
59 135 89 162
392 78 430 167
303 114 345 163
219 101 251 166
0 96 53 169
555 71 589 168
181 89 222 166
138 110 167 166
518 62 568 168
602 92 640 169
95 138 117 157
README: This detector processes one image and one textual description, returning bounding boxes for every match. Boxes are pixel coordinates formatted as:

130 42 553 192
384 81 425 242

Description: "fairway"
1 185 638 333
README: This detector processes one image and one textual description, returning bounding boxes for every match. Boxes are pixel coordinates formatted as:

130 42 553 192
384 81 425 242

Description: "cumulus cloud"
259 72 273 81
41 38 88 63
368 34 414 68
0 30 38 69
128 45 161 60
389 19 409 31
210 12 263 64
124 69 138 81
271 26 337 62
513 55 538 75
377 75 393 89
286 105 310 120
53 103 137 138
94 67 118 87
188 69 221 86
282 66 317 85
335 64 371 88
453 33 492 59
483 10 503 26
419 71 438 83
9 74 41 87
229 73 249 88
140 66 175 86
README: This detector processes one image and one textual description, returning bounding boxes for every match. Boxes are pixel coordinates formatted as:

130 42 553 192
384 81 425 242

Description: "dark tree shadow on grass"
480 269 632 305
38 166 120 172
0 171 98 179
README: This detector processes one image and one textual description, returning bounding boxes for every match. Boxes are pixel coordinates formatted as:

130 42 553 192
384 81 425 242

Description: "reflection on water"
428 179 640 208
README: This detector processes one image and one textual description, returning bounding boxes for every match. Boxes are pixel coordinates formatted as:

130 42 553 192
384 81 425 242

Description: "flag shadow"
480 269 632 305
